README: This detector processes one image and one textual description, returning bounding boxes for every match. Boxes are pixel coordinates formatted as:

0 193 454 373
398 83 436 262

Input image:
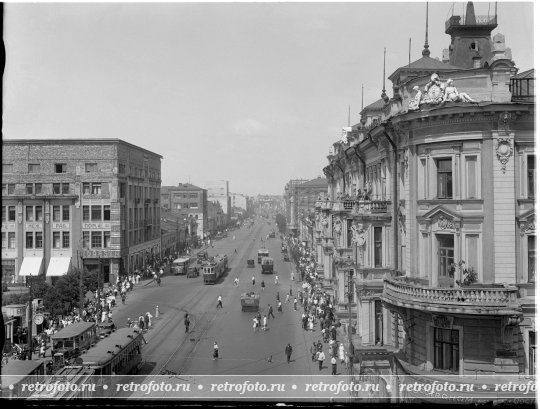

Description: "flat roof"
80 328 141 367
1 360 44 388
50 322 96 340
3 138 163 159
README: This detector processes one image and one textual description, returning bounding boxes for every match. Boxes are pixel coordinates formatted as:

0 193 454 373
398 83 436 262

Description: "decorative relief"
520 218 536 235
496 138 513 174
498 112 515 134
351 223 366 246
438 215 457 231
321 216 329 228
333 219 342 235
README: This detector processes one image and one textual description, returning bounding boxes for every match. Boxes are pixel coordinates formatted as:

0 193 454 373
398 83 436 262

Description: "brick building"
2 139 162 285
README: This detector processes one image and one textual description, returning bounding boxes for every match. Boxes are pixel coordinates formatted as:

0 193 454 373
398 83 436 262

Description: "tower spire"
422 2 431 57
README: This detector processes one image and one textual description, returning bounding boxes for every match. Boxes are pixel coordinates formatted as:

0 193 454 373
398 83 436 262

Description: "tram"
261 257 274 274
50 321 99 371
202 255 227 284
25 366 95 400
257 248 269 264
1 360 46 399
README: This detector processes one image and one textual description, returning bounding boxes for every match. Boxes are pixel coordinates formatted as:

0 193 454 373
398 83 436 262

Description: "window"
35 183 42 194
83 231 90 249
374 227 383 267
53 183 61 194
8 184 15 195
528 235 536 283
53 206 61 222
62 206 70 221
189 203 198 209
91 183 102 195
26 206 34 222
35 232 43 249
528 155 535 199
62 183 69 194
83 206 90 221
35 206 43 222
55 163 67 173
85 163 98 173
83 183 91 195
104 205 110 221
465 156 477 199
91 206 102 221
53 232 61 249
3 164 13 173
26 232 34 248
91 232 102 248
189 193 198 199
1 232 5 249
438 235 455 278
104 232 111 248
62 232 70 248
1 207 5 222
437 159 453 199
8 232 16 249
28 164 40 173
434 328 459 372
26 184 34 195
119 164 126 174
8 206 16 222
119 183 126 198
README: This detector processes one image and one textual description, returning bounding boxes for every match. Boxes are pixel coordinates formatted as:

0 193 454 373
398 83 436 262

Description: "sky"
3 1 536 196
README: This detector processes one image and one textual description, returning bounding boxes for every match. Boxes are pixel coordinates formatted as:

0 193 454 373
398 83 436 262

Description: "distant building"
160 183 207 242
2 139 162 285
204 180 230 224
283 178 327 239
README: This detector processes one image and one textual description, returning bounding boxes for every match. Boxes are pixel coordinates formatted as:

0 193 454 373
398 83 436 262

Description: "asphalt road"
110 218 346 380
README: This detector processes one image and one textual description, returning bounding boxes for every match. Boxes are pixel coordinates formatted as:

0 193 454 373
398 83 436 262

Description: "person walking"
121 293 126 305
339 343 345 364
276 292 280 304
261 280 265 291
253 316 258 331
275 275 279 285
277 301 282 312
213 342 219 360
143 313 150 331
310 342 317 362
317 350 325 371
252 276 256 285
234 277 239 287
285 343 293 364
262 315 268 331
286 293 290 303
185 315 190 333
293 297 297 311
331 355 337 375
217 295 223 308
268 305 275 319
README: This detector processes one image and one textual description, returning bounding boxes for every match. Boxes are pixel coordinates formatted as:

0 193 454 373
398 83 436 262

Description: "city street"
110 218 345 379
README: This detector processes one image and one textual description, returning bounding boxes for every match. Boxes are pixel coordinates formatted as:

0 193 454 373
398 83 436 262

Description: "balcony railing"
383 277 520 314
320 199 391 214
445 15 497 32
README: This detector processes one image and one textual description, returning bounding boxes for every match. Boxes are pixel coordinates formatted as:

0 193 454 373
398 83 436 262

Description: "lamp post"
26 275 33 360
348 269 354 377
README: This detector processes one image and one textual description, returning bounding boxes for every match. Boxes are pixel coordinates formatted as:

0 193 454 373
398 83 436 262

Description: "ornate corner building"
315 3 535 380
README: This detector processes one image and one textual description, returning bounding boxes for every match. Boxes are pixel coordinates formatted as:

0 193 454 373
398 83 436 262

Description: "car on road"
240 292 260 311
187 264 199 278
247 259 255 268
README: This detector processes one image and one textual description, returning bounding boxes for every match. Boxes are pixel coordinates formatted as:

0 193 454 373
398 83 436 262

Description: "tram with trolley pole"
202 255 227 284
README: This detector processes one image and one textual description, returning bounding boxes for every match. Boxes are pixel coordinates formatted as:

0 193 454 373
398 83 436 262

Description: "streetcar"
25 366 95 400
202 255 227 284
50 321 99 369
257 248 269 264
1 359 46 399
261 257 274 274
171 257 192 275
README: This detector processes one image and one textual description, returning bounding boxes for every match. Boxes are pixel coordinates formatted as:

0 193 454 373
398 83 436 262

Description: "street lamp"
347 269 355 377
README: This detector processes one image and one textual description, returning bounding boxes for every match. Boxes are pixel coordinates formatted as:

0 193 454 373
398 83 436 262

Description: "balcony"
144 198 151 206
382 277 520 315
510 77 535 102
134 197 140 204
331 199 390 215
445 14 497 33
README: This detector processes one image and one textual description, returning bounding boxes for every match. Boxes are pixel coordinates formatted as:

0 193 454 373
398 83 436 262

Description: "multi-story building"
204 180 230 224
159 209 190 258
317 3 535 380
160 183 208 242
284 178 327 238
283 180 308 231
2 139 162 285
207 200 225 235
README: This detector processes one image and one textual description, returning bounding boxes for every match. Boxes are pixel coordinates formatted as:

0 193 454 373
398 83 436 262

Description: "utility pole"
78 249 83 313
26 275 33 360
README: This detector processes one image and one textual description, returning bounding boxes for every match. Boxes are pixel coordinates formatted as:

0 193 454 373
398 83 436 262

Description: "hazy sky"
3 1 535 196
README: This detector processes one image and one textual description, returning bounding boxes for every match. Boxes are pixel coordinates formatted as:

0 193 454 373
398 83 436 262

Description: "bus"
257 249 269 264
1 359 45 399
171 257 192 275
50 321 99 369
261 257 274 274
202 256 227 285
197 250 208 264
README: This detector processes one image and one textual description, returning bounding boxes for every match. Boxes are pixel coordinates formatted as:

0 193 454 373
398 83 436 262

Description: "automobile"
247 259 255 268
240 292 260 312
187 265 199 278
98 321 116 339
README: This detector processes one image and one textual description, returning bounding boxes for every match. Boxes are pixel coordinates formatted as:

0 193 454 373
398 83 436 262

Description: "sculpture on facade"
351 224 366 246
443 79 475 103
333 219 342 235
408 85 422 111
421 73 445 105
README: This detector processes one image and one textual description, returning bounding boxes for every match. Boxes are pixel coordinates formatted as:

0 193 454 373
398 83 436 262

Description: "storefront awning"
18 257 43 277
46 257 72 277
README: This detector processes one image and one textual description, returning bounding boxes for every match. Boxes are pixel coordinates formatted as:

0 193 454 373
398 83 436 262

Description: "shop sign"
25 223 43 230
1 223 16 230
82 222 111 230
52 222 70 230
82 249 120 259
